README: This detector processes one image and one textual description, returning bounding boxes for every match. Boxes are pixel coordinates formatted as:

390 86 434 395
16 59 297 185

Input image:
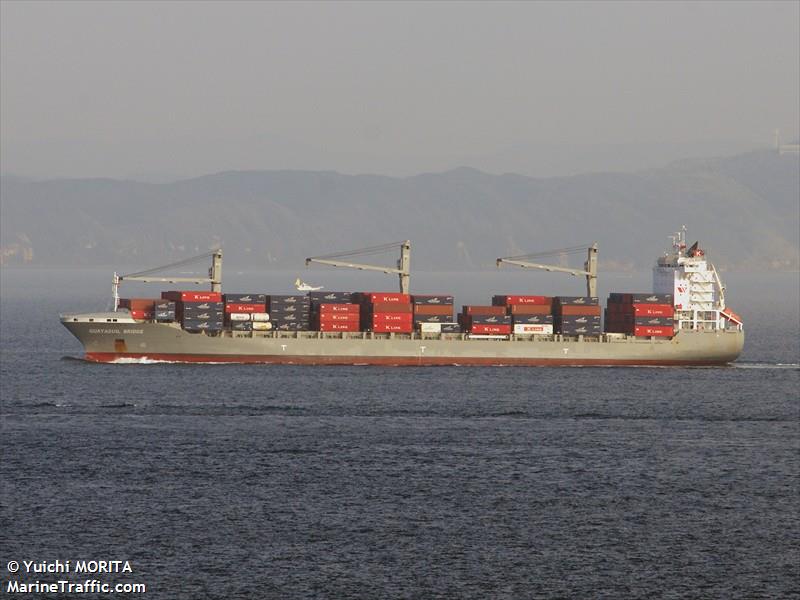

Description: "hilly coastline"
1 149 797 270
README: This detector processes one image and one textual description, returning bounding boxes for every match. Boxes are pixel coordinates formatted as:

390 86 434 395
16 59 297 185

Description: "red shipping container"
413 305 453 316
361 292 411 304
633 325 674 337
372 323 413 333
495 295 551 306
469 324 512 334
119 298 157 310
129 309 154 320
509 305 552 315
462 305 507 316
607 303 673 317
368 302 413 313
558 305 602 316
162 291 223 303
316 322 360 332
367 313 413 325
224 303 266 313
318 303 360 313
317 312 361 323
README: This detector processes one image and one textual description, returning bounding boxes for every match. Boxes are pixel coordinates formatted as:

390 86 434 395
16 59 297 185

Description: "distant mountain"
1 149 797 270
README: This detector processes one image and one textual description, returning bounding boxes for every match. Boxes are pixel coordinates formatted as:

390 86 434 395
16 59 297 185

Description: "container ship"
60 230 744 366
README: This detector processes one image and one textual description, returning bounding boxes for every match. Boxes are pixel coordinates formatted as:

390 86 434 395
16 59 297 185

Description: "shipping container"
492 295 551 306
181 312 222 322
440 323 462 333
469 324 512 335
412 304 454 316
554 296 600 306
366 313 413 325
462 305 507 316
557 325 602 336
371 323 413 333
179 302 224 312
181 319 223 331
252 321 273 331
556 305 602 316
606 316 674 327
418 322 461 333
272 322 308 331
608 293 673 304
318 303 360 314
229 321 253 331
268 294 307 304
268 305 310 315
227 313 252 322
154 310 175 322
308 291 353 303
413 314 452 323
250 313 271 322
511 314 554 325
162 291 223 303
224 303 266 314
356 292 411 304
556 315 602 326
119 298 158 310
632 325 674 337
154 301 176 311
316 322 360 332
411 295 455 305
368 302 413 314
463 314 512 325
606 303 674 317
129 309 154 320
315 312 361 323
224 293 267 304
513 324 554 335
508 304 552 316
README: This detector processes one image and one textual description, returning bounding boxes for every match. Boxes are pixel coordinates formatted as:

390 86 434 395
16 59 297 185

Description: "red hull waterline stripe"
85 352 729 367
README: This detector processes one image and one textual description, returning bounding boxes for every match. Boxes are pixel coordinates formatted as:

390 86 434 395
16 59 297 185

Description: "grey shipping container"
224 293 267 304
554 296 600 306
512 314 554 325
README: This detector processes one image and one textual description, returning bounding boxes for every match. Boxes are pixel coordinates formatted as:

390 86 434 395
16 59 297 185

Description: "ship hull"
62 319 744 366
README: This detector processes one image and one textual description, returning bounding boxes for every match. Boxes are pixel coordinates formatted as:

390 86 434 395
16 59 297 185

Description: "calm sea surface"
1 268 798 599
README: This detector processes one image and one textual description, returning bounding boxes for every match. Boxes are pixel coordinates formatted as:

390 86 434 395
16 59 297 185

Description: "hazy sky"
1 1 798 179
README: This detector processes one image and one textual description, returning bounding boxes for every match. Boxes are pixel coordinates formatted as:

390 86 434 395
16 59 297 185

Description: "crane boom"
306 241 411 294
113 250 222 311
496 243 598 297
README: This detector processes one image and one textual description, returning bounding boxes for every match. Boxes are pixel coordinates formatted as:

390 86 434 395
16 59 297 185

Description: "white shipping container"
418 322 442 333
252 321 273 331
513 324 554 335
251 313 271 322
229 313 251 322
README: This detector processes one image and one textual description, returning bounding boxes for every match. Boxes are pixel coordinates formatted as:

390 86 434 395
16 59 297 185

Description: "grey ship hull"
61 318 744 366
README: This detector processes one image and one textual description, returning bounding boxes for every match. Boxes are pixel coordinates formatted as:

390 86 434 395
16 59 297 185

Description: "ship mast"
496 243 598 297
305 241 411 294
112 250 223 311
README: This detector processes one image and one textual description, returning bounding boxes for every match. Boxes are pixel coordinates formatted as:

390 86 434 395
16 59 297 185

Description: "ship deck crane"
112 250 222 311
496 243 598 297
305 241 411 294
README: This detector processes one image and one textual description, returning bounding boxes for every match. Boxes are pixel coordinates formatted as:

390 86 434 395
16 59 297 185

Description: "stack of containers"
605 293 674 337
553 296 601 336
411 295 459 333
492 295 554 335
224 293 270 332
357 292 413 333
460 305 512 335
154 300 176 322
269 294 311 331
162 290 223 332
312 302 360 332
119 298 157 320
